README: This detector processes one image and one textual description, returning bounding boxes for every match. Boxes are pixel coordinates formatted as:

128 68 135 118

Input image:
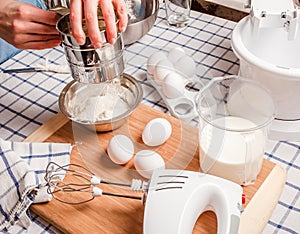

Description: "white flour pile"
69 80 130 122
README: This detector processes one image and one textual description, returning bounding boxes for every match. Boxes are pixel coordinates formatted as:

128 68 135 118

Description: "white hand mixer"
45 162 244 233
144 169 244 234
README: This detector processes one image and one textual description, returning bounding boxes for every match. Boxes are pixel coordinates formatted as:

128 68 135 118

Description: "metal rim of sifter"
56 8 119 49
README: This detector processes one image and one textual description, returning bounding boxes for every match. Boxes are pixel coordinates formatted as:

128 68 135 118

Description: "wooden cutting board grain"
25 104 286 234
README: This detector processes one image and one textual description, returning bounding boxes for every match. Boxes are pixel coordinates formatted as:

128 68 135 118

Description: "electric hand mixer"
45 162 244 233
144 169 243 234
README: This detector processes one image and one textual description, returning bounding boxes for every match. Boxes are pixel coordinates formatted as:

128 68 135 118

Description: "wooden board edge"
238 164 287 234
24 112 69 142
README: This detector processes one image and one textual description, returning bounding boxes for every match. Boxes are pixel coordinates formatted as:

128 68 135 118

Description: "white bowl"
231 16 300 121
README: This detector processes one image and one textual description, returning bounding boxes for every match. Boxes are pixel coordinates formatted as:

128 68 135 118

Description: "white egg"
153 59 174 85
167 47 186 64
107 135 134 165
142 118 172 147
162 71 185 99
174 55 196 78
147 51 168 75
134 150 165 179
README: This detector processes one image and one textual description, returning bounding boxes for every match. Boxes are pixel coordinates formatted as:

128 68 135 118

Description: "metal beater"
44 162 148 204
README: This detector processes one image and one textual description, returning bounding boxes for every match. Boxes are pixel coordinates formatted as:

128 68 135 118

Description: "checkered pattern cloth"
0 139 71 232
0 4 299 234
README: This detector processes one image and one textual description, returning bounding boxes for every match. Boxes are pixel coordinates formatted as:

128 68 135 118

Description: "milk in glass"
199 116 266 185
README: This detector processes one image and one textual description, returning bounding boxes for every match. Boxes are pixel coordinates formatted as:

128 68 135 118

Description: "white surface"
167 47 186 64
231 13 300 139
269 118 300 141
251 0 299 40
173 55 196 78
107 135 134 164
147 51 168 75
133 150 165 179
153 59 174 85
142 118 172 146
147 73 201 122
92 187 103 197
144 169 243 233
162 72 185 98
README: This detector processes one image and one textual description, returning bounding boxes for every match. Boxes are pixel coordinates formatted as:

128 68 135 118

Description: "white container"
196 76 275 185
231 15 300 140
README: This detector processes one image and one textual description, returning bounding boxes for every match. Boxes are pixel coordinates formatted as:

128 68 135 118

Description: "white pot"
231 16 300 121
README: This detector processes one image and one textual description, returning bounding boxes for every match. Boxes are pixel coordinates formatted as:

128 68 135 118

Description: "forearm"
0 0 61 50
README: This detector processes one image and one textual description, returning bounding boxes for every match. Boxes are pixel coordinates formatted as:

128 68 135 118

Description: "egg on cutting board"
134 150 165 179
142 117 172 147
107 134 134 165
147 51 168 75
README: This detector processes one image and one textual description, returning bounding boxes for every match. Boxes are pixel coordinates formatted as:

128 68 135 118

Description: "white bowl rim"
231 16 300 80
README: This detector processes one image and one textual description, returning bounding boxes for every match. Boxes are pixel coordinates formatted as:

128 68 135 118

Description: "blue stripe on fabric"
29 213 57 234
1 74 63 99
28 143 33 165
0 124 27 139
282 141 300 149
278 199 300 213
286 181 300 192
0 149 21 200
20 151 70 159
265 152 300 170
0 88 58 116
0 165 31 201
0 103 43 126
0 205 9 224
268 220 299 234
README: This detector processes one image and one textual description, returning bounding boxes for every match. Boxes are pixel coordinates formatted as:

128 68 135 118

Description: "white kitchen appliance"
231 0 300 141
143 169 243 234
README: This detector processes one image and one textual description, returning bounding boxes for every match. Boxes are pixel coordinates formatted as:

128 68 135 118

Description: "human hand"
0 0 61 50
69 0 128 48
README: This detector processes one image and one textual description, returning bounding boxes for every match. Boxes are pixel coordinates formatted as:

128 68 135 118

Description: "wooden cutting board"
25 104 286 234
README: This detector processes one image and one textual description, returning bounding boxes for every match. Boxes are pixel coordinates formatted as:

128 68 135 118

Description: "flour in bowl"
69 79 131 122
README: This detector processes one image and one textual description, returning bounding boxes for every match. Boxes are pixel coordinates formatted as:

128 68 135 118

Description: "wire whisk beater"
45 162 148 204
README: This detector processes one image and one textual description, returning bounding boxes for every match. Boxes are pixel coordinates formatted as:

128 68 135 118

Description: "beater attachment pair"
44 162 148 204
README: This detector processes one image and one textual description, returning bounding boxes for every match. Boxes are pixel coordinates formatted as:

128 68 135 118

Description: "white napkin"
0 138 71 231
36 58 70 73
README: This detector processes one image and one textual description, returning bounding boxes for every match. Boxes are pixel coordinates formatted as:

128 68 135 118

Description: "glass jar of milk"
196 75 275 186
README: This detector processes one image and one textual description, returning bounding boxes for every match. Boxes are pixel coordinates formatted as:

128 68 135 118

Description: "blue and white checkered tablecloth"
1 5 300 234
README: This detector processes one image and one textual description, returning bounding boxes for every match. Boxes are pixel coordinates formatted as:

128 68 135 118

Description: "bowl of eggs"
59 73 143 132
